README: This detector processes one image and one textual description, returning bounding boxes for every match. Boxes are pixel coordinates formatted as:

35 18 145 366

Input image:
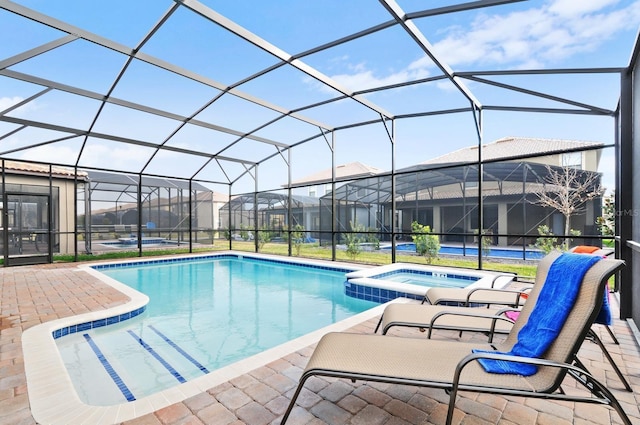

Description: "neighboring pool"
54 254 376 405
383 243 544 260
100 237 176 249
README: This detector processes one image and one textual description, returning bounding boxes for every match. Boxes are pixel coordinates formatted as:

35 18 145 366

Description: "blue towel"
474 253 601 375
595 288 612 325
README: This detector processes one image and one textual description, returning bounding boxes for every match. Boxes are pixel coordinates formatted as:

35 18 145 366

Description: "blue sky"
1 0 639 194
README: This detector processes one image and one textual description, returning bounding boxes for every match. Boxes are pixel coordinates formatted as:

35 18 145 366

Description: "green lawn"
51 240 538 279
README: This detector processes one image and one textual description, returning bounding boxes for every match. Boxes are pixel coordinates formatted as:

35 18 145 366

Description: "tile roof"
2 160 88 178
421 137 605 164
290 161 382 185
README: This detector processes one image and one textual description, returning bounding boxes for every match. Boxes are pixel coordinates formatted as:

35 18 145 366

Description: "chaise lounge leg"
605 324 620 344
586 329 632 391
374 316 384 333
280 374 312 424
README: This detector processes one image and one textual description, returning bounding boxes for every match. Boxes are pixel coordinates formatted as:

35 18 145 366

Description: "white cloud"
318 1 640 93
548 0 621 17
431 0 640 67
330 64 430 92
16 145 79 164
0 96 24 113
17 142 152 171
0 96 42 116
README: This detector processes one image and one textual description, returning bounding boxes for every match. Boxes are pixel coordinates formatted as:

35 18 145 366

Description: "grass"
47 239 538 278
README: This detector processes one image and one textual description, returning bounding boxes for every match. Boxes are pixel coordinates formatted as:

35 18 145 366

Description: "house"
274 137 605 248
290 162 382 198
0 159 88 265
411 137 604 246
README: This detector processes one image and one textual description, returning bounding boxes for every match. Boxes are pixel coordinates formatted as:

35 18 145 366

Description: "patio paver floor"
1 259 639 425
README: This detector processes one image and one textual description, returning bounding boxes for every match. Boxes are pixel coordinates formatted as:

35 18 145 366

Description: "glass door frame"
2 191 52 266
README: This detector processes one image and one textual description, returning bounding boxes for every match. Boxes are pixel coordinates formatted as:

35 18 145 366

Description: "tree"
596 191 615 246
531 165 604 250
411 221 440 264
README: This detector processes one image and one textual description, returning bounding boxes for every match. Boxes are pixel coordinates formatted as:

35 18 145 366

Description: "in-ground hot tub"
345 263 515 303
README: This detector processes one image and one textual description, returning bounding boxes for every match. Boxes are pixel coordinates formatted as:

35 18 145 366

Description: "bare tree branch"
531 165 604 242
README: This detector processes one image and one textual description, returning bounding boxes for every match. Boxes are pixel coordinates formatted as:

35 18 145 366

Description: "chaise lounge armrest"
427 309 518 341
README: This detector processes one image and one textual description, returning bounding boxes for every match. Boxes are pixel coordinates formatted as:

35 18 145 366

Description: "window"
561 152 582 169
308 187 316 197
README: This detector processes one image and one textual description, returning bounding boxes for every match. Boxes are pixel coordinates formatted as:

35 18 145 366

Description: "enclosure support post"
390 118 396 264
228 184 233 250
254 165 259 253
473 109 484 270
85 175 92 255
618 70 633 319
475 106 484 270
287 149 292 257
1 160 6 266
331 131 337 262
73 169 78 262
137 175 143 257
48 164 53 263
189 180 193 253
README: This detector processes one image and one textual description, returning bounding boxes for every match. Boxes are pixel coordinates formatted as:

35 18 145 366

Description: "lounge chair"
570 245 615 257
280 253 630 425
376 253 632 392
376 301 633 393
422 278 530 307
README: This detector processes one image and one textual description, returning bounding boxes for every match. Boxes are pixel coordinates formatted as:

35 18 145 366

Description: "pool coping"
22 251 390 425
346 262 515 298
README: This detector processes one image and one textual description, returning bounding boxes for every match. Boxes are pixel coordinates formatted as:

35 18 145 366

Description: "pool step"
79 325 210 403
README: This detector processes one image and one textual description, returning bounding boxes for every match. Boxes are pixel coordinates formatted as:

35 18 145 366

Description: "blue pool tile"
92 319 107 328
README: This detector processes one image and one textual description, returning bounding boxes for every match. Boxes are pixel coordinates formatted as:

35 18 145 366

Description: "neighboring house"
411 137 604 245
290 161 382 198
88 176 227 245
1 159 88 265
269 138 605 247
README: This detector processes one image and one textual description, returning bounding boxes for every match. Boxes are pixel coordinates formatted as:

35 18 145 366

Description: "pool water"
382 271 475 288
56 256 376 405
386 243 544 260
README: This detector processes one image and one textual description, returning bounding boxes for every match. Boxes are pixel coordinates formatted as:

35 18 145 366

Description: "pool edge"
22 251 381 425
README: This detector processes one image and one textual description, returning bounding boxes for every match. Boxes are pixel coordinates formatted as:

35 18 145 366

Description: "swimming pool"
383 243 544 260
54 254 377 405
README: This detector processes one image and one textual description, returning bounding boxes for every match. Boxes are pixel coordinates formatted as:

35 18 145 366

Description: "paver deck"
1 257 639 425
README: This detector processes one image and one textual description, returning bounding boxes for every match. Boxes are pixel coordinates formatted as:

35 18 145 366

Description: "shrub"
344 221 364 260
411 221 440 264
291 224 305 256
239 224 249 241
366 227 380 250
533 224 580 253
474 229 492 258
257 226 271 250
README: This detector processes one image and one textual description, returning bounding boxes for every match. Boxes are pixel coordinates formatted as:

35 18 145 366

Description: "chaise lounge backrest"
493 251 623 392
